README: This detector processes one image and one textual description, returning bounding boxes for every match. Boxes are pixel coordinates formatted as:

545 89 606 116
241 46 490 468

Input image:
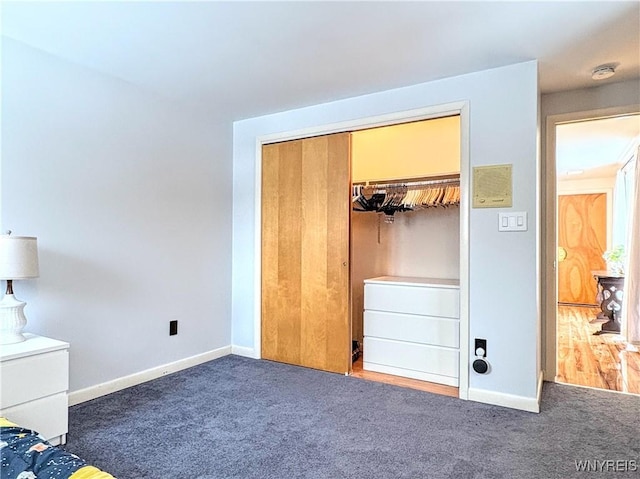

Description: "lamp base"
0 294 28 345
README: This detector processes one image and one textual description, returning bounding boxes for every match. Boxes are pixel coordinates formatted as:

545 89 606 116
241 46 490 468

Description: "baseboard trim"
231 345 257 358
68 346 232 406
468 385 540 413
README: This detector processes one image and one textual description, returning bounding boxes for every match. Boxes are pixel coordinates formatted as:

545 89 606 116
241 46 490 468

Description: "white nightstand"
0 333 70 445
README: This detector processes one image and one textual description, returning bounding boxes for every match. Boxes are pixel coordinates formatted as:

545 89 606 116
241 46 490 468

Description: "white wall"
233 61 540 408
1 38 232 392
351 212 390 344
386 209 460 279
557 177 616 194
542 79 640 119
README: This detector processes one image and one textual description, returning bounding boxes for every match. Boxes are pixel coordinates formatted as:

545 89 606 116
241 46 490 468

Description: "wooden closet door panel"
557 193 606 305
262 140 303 365
324 134 351 372
261 133 351 374
300 137 329 370
261 144 280 360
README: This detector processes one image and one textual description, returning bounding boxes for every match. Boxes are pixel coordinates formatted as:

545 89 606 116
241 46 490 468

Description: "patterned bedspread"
0 418 115 479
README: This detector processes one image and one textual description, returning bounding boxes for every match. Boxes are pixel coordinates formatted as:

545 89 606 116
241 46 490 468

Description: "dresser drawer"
364 337 459 378
0 350 69 409
364 310 459 348
1 393 68 444
364 283 459 318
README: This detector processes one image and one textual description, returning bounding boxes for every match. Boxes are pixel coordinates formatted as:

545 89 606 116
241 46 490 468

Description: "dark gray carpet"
66 356 639 478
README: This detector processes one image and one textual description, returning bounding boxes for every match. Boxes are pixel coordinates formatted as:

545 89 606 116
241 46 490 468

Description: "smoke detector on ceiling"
591 65 616 81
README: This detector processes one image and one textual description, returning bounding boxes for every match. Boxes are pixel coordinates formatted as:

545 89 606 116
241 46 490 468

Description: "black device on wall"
473 338 489 374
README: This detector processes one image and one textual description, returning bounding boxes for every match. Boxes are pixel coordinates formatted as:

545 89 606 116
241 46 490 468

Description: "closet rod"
354 173 460 188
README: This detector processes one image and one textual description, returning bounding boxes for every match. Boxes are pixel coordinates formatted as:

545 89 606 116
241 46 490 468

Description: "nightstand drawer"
1 393 68 445
0 349 68 409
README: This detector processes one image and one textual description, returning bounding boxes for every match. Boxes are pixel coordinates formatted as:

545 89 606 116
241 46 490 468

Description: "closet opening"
349 116 461 397
259 104 468 399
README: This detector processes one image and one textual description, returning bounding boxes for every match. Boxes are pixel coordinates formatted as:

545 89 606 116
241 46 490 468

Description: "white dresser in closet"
363 276 460 387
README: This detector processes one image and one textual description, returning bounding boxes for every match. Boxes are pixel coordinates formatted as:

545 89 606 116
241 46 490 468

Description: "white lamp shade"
0 236 39 280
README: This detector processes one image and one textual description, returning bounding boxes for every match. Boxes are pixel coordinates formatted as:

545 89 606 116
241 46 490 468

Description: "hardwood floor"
556 305 640 394
348 305 640 397
350 356 459 398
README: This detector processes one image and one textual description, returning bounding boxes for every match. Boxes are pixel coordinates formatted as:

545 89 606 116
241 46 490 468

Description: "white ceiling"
2 1 639 123
556 114 640 180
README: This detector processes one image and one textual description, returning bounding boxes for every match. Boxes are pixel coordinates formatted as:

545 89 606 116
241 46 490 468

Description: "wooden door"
557 193 606 305
261 133 351 374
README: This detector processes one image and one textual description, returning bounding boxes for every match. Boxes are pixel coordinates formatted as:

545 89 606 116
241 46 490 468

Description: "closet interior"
350 115 461 392
260 114 461 396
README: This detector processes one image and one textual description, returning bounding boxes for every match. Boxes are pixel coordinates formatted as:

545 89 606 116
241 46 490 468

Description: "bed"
0 418 115 479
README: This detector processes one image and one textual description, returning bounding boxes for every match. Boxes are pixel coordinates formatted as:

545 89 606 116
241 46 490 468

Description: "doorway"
554 114 640 394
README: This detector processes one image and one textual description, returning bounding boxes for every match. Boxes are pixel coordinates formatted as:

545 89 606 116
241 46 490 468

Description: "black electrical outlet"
474 338 487 357
169 320 178 336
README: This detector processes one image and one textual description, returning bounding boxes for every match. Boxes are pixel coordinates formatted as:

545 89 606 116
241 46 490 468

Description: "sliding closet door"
262 133 351 374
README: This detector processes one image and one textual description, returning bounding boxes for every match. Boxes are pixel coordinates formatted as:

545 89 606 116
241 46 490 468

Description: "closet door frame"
253 101 471 398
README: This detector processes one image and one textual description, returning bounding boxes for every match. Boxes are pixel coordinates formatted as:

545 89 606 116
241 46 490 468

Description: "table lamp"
0 232 39 345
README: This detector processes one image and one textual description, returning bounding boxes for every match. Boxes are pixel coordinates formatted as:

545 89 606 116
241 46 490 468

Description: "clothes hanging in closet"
352 179 460 216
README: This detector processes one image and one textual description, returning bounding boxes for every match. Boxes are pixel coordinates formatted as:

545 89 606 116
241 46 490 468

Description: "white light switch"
498 212 528 231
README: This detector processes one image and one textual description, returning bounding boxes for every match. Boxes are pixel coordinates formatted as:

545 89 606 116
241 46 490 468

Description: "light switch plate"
498 212 527 231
